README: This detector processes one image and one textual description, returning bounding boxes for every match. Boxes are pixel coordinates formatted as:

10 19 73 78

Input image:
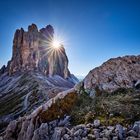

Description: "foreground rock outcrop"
3 88 77 140
3 89 140 140
84 55 140 92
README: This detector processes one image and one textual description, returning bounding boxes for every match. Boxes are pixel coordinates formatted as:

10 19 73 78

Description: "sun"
40 29 68 55
52 39 61 49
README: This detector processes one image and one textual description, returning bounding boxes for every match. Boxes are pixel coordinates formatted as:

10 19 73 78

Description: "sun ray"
39 29 68 62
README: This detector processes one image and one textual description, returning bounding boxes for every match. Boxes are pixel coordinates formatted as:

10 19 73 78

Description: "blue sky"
0 0 140 76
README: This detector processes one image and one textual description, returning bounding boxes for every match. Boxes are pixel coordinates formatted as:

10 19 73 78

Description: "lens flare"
39 28 68 60
52 39 61 49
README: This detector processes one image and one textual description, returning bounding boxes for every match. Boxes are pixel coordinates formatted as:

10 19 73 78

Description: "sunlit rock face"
8 24 70 79
84 55 140 92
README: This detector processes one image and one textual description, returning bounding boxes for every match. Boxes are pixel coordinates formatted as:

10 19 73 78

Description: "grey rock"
32 123 49 140
96 138 103 140
74 124 86 131
100 132 105 138
126 137 140 140
92 128 100 133
87 134 96 140
49 120 58 129
107 126 115 131
58 116 71 127
74 136 81 140
112 136 118 140
86 123 94 128
4 120 18 140
93 119 100 127
133 121 140 134
102 138 109 140
127 130 137 137
52 127 63 140
74 129 83 137
63 134 70 140
115 124 123 140
104 129 112 139
81 129 88 137
81 137 88 140
65 128 71 135
94 130 100 138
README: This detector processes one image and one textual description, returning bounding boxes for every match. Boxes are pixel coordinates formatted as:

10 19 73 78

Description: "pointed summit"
7 24 74 80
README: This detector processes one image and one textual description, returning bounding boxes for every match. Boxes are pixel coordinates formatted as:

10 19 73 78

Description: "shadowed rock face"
7 24 70 79
84 55 140 92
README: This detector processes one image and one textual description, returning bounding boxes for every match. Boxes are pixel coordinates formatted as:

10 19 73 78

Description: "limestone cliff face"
84 55 140 92
8 24 70 78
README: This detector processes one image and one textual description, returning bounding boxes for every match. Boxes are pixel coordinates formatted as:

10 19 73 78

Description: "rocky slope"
0 72 74 133
3 88 77 140
2 86 140 140
84 55 140 92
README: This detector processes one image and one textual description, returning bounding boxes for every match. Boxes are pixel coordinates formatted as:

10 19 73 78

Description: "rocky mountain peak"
5 24 72 79
28 23 38 32
40 24 54 37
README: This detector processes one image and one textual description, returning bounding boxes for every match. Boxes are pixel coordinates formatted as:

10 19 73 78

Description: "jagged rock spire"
7 24 70 78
